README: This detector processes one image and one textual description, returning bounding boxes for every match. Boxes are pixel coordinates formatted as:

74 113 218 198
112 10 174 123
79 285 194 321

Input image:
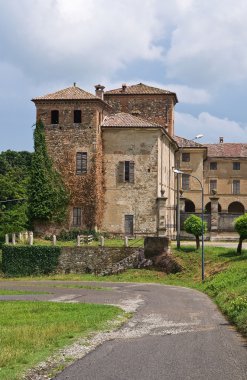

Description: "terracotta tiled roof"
205 143 247 158
105 83 177 99
173 136 203 148
32 86 97 101
101 112 162 128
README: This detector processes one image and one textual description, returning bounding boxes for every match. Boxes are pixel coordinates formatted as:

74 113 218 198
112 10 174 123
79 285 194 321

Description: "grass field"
0 301 125 380
0 244 246 379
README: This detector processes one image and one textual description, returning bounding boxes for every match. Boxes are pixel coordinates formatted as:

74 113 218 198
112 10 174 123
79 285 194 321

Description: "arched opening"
184 199 195 212
205 202 222 213
228 202 245 214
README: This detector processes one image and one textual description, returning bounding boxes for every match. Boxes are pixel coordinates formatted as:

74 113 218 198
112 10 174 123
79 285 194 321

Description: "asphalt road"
0 280 246 380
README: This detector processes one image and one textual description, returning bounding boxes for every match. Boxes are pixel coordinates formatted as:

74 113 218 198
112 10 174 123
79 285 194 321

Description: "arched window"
184 199 195 212
228 202 245 214
205 202 222 213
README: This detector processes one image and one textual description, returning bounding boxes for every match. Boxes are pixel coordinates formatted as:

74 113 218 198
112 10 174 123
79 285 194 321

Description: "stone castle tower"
32 83 178 235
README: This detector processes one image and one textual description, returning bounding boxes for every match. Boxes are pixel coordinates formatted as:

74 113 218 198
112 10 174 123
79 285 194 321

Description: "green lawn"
0 301 125 380
2 246 245 335
13 238 144 248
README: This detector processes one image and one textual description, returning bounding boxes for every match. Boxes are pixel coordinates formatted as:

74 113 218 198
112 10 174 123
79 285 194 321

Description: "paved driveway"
0 280 246 380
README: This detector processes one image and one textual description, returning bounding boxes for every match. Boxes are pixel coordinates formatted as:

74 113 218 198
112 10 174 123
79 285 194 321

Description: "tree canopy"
0 150 32 241
234 213 247 254
184 214 207 249
28 121 69 223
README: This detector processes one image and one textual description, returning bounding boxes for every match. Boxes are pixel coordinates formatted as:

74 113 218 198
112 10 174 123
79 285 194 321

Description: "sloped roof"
105 83 178 100
32 86 97 101
174 136 203 148
205 143 247 158
101 112 162 128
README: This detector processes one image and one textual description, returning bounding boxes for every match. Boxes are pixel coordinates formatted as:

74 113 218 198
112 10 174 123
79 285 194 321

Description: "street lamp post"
174 169 205 281
176 134 203 249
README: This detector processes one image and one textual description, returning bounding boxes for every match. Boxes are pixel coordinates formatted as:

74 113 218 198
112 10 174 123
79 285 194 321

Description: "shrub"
234 213 247 254
184 214 207 249
2 245 61 276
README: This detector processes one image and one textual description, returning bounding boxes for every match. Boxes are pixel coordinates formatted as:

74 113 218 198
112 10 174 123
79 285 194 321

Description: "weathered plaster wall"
101 128 175 235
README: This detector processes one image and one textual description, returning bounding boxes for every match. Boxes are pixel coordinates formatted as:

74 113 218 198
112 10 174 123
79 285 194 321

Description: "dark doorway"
125 215 134 236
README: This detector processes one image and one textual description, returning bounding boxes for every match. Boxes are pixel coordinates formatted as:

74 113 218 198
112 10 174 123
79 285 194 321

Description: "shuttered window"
76 152 87 174
118 161 135 183
73 207 82 226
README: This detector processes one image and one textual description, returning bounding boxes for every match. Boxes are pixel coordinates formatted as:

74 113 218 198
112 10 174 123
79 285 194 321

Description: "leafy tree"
184 214 207 249
0 150 32 241
28 121 69 223
234 214 247 254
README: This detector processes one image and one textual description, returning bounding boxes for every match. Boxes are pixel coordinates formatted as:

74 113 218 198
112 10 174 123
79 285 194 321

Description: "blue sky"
0 0 247 152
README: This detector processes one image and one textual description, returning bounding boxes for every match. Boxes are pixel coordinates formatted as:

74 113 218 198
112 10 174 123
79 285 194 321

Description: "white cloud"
165 0 247 86
175 111 247 143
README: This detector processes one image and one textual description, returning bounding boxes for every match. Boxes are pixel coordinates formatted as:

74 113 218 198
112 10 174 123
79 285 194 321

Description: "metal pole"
176 173 181 249
201 186 205 281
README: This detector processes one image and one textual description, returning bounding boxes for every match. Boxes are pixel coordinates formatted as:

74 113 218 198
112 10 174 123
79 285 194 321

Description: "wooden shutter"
118 161 124 183
129 161 135 183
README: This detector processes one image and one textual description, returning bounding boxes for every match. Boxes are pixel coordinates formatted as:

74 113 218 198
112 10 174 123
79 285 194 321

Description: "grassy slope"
0 302 124 380
0 245 246 336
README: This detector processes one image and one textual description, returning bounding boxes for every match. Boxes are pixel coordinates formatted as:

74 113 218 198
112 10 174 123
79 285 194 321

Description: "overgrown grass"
0 301 124 380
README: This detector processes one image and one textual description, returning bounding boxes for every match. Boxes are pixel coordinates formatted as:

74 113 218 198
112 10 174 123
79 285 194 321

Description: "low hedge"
2 245 61 276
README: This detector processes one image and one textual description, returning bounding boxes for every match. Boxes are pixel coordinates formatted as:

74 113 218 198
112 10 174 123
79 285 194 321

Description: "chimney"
131 109 141 116
122 83 127 92
95 84 105 100
219 137 224 143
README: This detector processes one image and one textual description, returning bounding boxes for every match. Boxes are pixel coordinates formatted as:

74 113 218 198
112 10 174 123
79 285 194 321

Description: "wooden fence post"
12 233 16 245
29 232 33 246
52 235 57 246
5 234 9 244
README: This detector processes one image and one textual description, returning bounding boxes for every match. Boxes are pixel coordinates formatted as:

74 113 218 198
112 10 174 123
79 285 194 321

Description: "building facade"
32 83 247 238
32 83 178 236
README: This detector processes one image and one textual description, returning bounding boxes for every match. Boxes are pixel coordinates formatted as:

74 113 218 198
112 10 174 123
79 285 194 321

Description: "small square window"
233 162 240 170
74 110 81 123
51 110 59 124
182 153 190 162
210 162 217 170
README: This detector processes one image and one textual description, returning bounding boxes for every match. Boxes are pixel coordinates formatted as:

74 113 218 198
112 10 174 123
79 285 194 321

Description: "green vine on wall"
29 121 69 223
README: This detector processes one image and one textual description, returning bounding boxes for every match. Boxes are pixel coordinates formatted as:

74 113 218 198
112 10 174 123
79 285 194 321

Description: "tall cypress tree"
29 121 69 223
